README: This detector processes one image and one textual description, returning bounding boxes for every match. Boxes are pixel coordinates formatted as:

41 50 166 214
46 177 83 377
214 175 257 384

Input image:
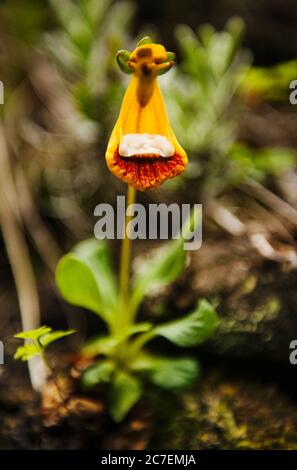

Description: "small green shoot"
14 326 76 369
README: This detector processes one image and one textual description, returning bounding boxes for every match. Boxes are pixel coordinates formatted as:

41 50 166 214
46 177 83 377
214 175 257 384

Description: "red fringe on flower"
107 148 186 191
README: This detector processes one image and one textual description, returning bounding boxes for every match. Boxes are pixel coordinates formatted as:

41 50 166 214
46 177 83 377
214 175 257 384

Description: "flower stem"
118 185 136 327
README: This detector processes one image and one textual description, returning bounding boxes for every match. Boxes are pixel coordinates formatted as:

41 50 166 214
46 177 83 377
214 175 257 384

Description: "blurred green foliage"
163 18 296 198
163 18 250 197
0 0 51 45
167 18 248 152
229 144 297 184
0 0 140 243
241 59 297 102
46 0 135 140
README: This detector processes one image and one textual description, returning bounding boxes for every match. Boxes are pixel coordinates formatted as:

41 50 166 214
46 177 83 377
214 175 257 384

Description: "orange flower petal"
105 42 188 190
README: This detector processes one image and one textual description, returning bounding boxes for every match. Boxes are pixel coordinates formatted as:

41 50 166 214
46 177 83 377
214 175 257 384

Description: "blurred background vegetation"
1 0 297 449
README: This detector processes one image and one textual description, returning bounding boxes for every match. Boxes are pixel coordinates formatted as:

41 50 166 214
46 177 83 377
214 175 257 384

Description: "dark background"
134 0 297 64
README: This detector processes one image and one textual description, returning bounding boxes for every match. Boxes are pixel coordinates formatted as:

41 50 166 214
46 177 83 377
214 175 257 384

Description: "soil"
1 359 296 449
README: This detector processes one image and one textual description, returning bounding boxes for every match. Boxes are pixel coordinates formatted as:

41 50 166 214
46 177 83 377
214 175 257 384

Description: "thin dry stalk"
15 165 62 271
0 123 47 391
244 178 297 227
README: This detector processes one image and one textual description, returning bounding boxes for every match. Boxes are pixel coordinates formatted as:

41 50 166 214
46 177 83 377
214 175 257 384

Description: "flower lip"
110 147 186 191
119 133 175 159
118 155 173 162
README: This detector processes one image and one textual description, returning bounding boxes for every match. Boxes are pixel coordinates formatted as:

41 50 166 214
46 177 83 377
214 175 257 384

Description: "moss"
240 275 258 294
150 370 297 449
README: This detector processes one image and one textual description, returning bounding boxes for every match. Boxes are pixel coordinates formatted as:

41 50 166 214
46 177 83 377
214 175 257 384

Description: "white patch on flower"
119 133 174 158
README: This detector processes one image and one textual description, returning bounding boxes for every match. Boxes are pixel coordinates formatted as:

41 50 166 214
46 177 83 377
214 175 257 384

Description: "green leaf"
39 329 76 347
80 0 112 30
82 335 119 357
55 254 105 318
181 205 202 247
148 356 200 390
198 23 216 47
226 17 245 43
116 50 132 74
14 326 76 362
154 299 219 347
56 239 117 322
82 360 114 388
131 239 186 314
137 36 153 47
109 372 142 422
125 322 153 337
74 239 118 315
14 343 40 361
81 324 152 359
14 326 52 341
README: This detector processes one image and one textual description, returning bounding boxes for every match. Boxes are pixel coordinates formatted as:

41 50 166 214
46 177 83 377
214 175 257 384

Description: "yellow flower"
105 38 188 191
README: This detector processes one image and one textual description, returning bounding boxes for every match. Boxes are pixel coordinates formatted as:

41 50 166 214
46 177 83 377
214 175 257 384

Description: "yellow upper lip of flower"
127 44 174 76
